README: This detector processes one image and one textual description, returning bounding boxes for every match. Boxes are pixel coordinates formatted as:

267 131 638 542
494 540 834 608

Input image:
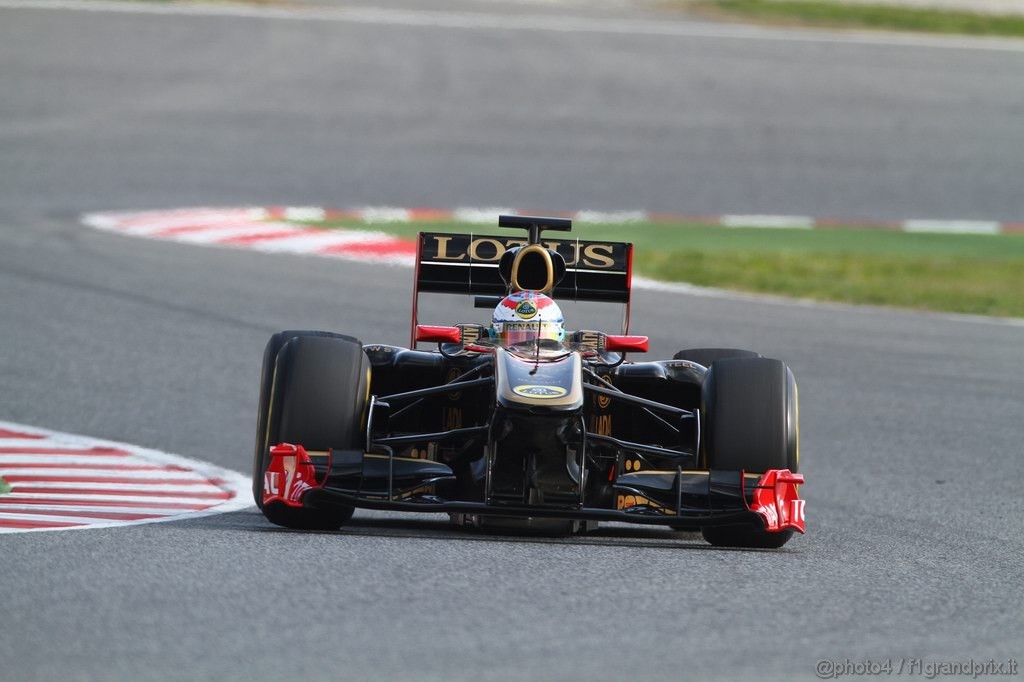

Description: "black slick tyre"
667 348 761 533
255 333 368 530
672 348 761 367
699 357 799 549
253 330 359 506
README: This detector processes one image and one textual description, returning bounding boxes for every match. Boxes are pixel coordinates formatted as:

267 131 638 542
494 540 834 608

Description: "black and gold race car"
253 215 804 548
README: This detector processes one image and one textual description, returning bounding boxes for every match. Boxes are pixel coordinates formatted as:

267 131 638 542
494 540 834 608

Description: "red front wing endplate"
262 443 320 508
750 469 806 534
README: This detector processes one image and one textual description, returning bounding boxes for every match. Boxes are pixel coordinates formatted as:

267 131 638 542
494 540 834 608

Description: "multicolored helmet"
490 291 565 346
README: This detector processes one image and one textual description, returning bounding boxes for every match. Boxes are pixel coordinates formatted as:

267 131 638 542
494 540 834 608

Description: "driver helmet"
490 291 565 346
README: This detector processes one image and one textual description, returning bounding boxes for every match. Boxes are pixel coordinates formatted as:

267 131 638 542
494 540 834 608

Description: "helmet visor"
501 322 562 346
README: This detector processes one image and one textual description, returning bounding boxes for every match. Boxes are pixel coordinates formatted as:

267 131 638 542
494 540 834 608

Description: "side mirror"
415 325 462 344
605 335 649 353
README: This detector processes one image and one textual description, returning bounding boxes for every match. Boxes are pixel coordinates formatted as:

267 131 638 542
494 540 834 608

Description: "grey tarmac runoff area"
0 1 1022 681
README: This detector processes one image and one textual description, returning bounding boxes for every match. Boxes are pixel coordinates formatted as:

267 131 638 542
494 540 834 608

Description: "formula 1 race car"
253 215 804 548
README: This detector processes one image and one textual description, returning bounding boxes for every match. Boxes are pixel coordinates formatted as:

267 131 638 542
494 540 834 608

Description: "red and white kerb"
0 421 251 533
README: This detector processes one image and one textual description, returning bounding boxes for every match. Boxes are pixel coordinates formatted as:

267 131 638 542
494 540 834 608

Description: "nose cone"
494 347 583 412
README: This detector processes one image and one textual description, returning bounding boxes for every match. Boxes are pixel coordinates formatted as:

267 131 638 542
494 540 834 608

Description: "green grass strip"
0 477 10 496
303 218 1024 318
689 0 1024 37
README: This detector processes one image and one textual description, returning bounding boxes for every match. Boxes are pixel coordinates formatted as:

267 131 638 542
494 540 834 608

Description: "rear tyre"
255 334 368 530
672 348 761 367
699 357 799 549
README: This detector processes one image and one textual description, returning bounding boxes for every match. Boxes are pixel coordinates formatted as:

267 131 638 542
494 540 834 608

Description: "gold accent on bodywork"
364 453 439 463
444 407 463 430
792 378 800 493
262 364 280 468
615 494 677 516
446 367 463 401
510 244 555 294
589 413 612 436
596 374 613 409
360 364 372 436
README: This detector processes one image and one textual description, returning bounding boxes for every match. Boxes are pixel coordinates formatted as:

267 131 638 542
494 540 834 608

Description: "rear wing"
411 231 634 345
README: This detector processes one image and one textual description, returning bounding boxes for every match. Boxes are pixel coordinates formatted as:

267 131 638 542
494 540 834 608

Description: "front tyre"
672 348 761 367
699 357 799 549
256 334 369 530
253 330 360 506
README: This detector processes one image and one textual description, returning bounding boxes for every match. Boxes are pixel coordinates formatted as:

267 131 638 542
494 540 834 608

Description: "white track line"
2 468 217 480
0 455 146 466
0 503 210 515
283 207 327 222
9 482 227 493
453 208 519 224
574 210 647 224
159 223 298 244
903 219 1002 235
0 511 162 525
247 231 392 253
84 209 414 263
78 207 1024 328
83 208 264 234
631 275 1024 328
4 492 232 505
3 1 1024 54
359 207 412 224
722 215 816 229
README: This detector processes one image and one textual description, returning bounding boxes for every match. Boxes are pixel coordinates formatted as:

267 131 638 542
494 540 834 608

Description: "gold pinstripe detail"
510 244 555 294
364 454 438 463
625 470 715 477
360 363 372 434
794 379 801 471
262 363 280 469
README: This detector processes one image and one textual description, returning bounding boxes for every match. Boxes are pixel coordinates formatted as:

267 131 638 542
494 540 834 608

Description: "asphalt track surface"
1 3 1022 681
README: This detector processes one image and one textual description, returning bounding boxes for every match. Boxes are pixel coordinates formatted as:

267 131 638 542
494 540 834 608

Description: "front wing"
262 443 805 534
